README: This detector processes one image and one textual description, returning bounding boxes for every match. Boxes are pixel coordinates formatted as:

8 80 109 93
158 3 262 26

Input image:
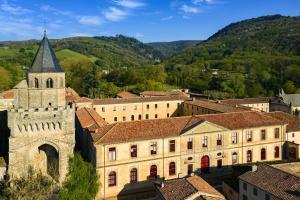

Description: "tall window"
155 114 158 118
231 132 238 144
146 104 150 109
108 171 116 186
246 131 252 142
217 159 222 168
108 147 116 161
232 152 238 164
145 114 149 119
169 162 176 176
167 103 170 108
150 143 157 155
150 165 157 179
138 114 142 120
34 78 39 88
261 148 266 160
114 117 117 122
130 168 138 183
217 134 222 146
131 115 134 121
188 164 193 175
131 145 137 158
102 107 105 112
169 140 175 152
187 138 193 150
155 104 158 109
247 150 252 163
46 78 53 88
275 128 280 139
261 129 266 140
202 136 208 147
275 146 280 158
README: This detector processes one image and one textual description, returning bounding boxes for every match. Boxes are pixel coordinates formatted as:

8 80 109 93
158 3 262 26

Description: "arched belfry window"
46 78 53 88
34 78 39 88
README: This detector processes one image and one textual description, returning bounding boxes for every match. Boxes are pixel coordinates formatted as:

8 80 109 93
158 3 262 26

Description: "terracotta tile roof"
0 89 14 99
140 90 188 97
116 91 139 98
239 164 300 200
75 97 93 103
184 99 250 113
187 176 224 199
76 107 108 134
93 96 188 105
266 112 300 132
93 111 285 144
65 87 80 102
157 176 225 200
220 97 270 105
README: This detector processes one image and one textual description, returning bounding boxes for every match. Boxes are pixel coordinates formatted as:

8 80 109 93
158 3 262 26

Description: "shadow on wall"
0 111 9 164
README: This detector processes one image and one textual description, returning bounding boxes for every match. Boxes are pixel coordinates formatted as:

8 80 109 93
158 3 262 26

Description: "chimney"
252 165 257 172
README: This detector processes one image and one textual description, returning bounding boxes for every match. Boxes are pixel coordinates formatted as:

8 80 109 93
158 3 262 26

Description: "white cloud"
113 0 145 9
78 16 103 25
1 0 31 15
161 16 173 21
103 7 128 22
180 4 199 14
40 5 74 17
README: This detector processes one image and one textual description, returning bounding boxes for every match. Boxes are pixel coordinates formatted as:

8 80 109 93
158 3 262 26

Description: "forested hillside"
148 40 201 57
164 15 300 98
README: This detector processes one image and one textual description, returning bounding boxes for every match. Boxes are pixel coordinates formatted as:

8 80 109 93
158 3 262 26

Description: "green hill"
147 40 201 57
164 15 300 98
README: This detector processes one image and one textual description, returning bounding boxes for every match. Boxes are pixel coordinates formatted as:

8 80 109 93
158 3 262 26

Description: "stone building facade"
7 33 75 182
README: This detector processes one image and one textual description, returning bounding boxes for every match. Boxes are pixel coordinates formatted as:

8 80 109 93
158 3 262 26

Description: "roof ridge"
95 123 118 144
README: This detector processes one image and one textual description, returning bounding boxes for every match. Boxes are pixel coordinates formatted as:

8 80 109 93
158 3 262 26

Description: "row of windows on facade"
113 113 171 122
108 139 280 161
102 103 181 112
108 162 182 187
245 128 280 142
33 78 64 88
242 182 271 200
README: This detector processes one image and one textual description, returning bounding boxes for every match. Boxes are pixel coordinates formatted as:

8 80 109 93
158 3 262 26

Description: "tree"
57 153 99 200
0 67 12 92
284 80 297 94
0 167 57 200
221 73 246 97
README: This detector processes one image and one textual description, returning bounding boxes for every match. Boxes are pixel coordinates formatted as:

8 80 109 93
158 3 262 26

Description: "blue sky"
0 0 299 42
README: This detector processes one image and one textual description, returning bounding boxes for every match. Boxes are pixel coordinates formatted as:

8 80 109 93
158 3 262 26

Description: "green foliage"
221 73 246 97
283 80 297 94
57 153 99 200
0 67 12 92
131 80 170 94
0 167 57 200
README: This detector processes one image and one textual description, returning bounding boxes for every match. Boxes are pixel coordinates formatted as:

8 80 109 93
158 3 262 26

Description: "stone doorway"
38 144 59 180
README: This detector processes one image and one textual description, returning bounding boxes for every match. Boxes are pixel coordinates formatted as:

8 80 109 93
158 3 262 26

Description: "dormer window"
34 78 39 88
46 78 53 88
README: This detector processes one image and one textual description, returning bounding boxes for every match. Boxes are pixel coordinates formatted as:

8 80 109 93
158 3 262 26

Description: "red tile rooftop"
116 91 139 98
0 89 14 99
220 97 270 105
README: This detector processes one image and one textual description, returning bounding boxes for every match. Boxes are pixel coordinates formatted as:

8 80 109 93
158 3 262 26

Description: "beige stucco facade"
91 122 285 199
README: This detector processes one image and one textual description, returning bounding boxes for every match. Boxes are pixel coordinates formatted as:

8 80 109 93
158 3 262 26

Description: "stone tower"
7 32 75 182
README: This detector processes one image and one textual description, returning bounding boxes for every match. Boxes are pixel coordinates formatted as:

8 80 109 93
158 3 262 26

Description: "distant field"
56 49 99 63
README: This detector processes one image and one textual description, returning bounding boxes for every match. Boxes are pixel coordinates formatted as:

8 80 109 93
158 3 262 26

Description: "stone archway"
38 144 59 180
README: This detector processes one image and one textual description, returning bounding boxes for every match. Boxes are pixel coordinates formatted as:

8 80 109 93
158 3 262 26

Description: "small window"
131 115 134 121
130 168 138 184
147 104 150 109
247 150 252 163
155 104 158 109
114 117 118 122
102 107 105 112
246 131 252 142
261 129 266 140
113 106 117 111
169 140 175 152
138 114 142 120
123 116 126 122
145 114 149 119
46 78 53 88
253 188 258 196
217 159 222 168
167 103 170 108
261 148 266 160
123 106 126 111
217 134 222 146
108 147 116 161
275 146 280 158
243 182 247 190
275 128 280 138
108 171 116 186
134 105 137 110
34 78 39 88
188 164 193 175
231 132 238 144
131 145 137 158
150 143 157 155
202 136 208 147
232 152 238 164
167 113 170 117
155 114 158 118
187 138 193 150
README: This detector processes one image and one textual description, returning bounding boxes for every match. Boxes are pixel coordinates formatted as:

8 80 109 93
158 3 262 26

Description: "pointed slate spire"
29 31 63 73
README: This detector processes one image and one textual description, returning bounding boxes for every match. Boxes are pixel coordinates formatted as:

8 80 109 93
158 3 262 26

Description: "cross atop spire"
29 33 63 73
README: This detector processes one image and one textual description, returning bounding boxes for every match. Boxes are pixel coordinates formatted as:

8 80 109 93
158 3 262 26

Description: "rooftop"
239 164 300 200
272 162 300 178
157 176 225 200
92 95 188 105
184 99 251 113
116 91 139 98
140 90 188 97
29 32 63 73
0 89 14 99
220 97 270 105
266 111 300 132
82 111 284 144
65 87 81 102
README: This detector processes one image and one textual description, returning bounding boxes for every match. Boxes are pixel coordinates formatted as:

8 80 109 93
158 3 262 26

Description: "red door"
150 165 157 179
201 155 210 173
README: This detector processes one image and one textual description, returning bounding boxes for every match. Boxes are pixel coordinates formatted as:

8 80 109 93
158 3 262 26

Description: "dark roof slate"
29 33 63 73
